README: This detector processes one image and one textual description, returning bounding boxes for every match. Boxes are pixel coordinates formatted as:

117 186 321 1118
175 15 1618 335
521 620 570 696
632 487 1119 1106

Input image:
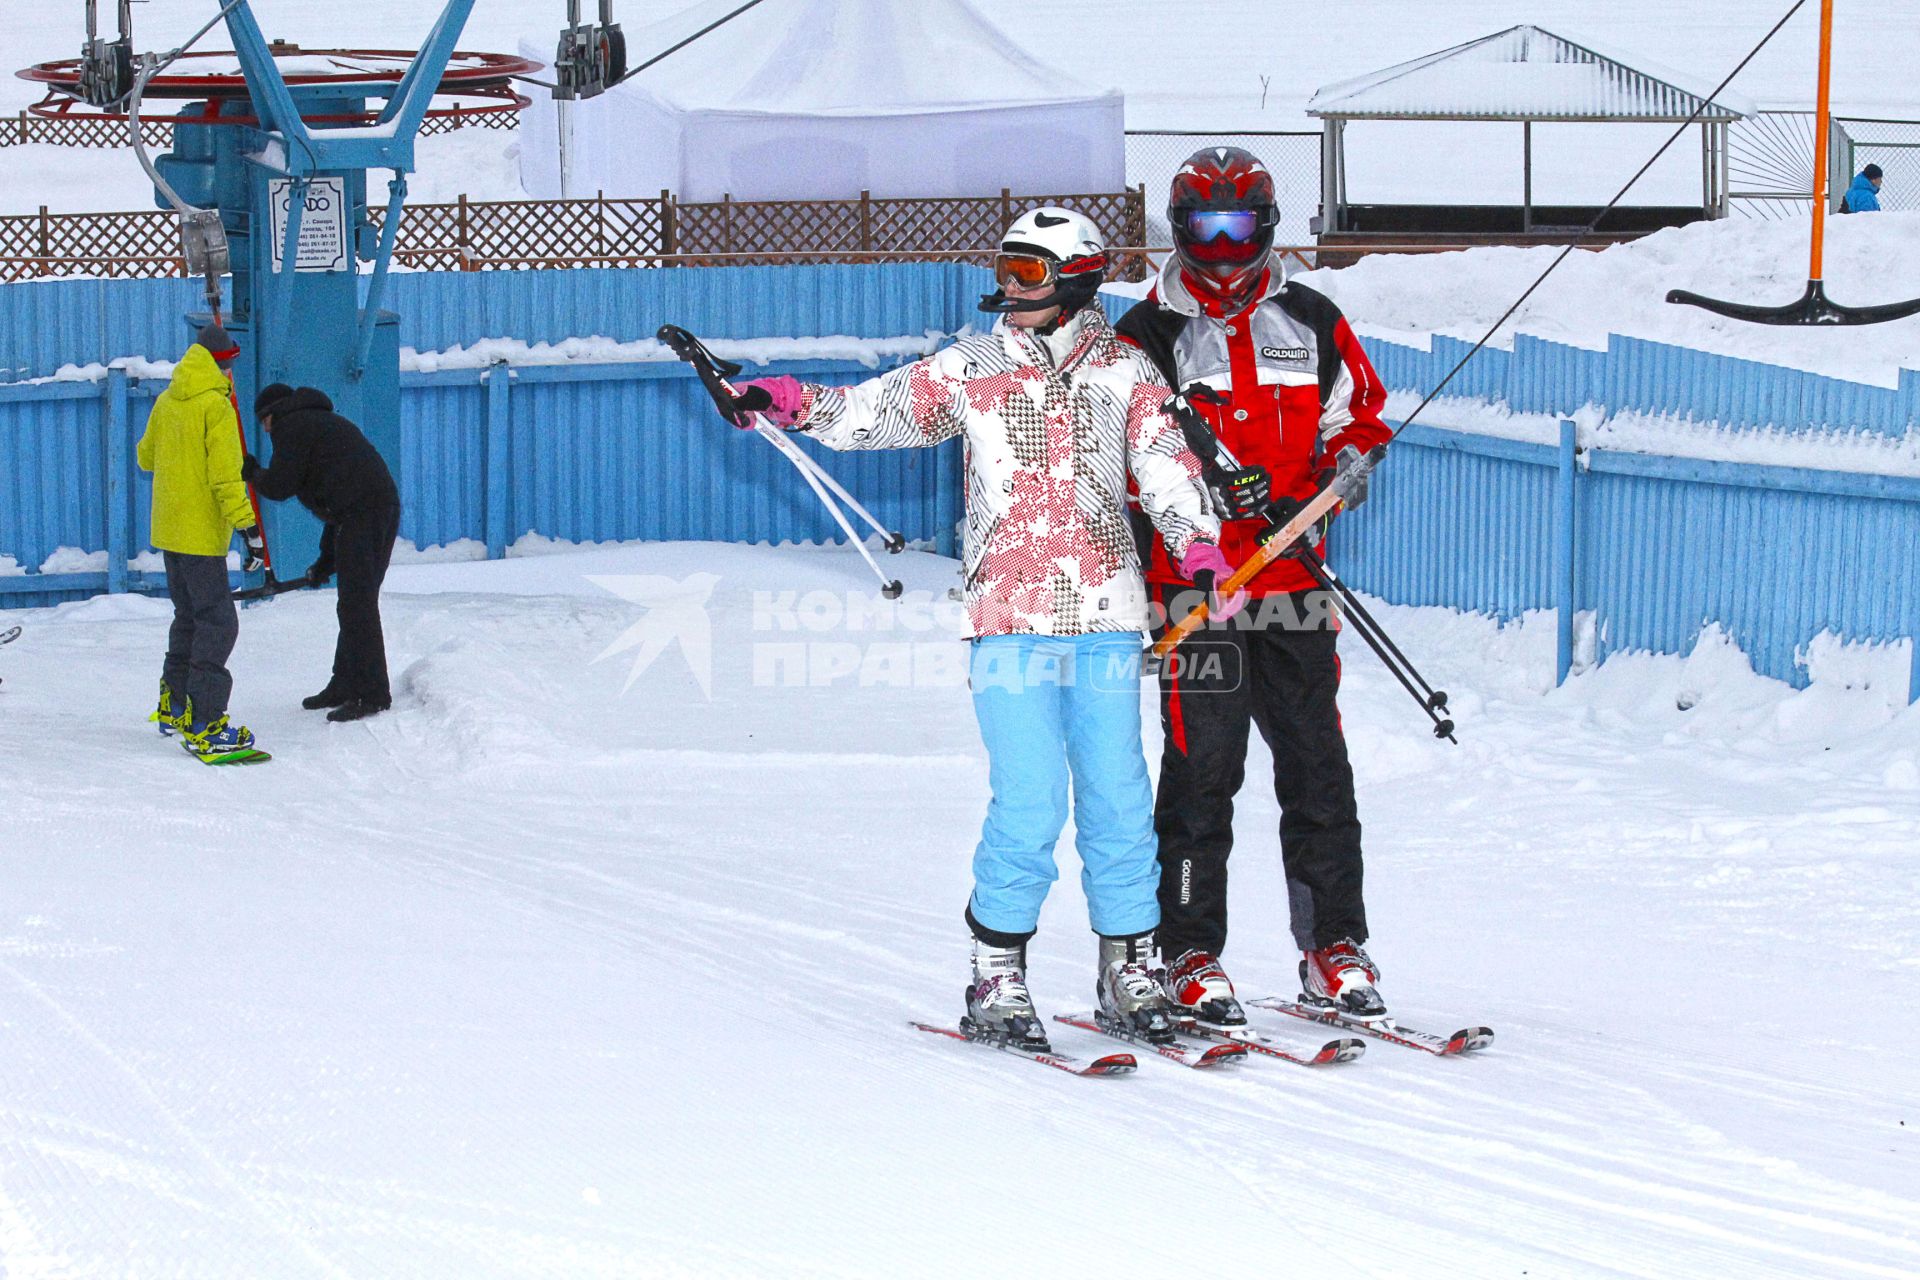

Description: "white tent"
518 0 1125 201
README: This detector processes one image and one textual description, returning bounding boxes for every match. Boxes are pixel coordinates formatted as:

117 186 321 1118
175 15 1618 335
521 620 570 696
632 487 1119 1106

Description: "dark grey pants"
162 550 238 726
329 503 400 705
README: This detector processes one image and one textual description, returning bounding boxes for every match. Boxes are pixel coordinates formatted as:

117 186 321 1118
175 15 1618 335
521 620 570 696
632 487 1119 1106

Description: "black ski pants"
162 550 239 726
327 503 399 706
1149 585 1366 958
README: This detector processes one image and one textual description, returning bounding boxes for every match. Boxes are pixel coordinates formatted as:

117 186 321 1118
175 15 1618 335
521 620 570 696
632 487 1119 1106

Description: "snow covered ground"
3 541 1917 1277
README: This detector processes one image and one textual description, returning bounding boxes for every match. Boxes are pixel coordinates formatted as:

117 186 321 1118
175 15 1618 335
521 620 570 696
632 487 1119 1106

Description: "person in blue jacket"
1843 164 1882 213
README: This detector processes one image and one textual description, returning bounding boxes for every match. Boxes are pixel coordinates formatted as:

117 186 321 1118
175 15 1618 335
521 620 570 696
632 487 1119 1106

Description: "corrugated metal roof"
1307 26 1755 123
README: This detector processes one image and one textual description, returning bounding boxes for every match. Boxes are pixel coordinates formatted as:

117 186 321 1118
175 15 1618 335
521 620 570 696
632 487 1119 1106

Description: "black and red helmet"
1169 147 1279 303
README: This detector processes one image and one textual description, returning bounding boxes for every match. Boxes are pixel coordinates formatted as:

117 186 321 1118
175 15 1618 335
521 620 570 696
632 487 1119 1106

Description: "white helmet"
981 206 1108 316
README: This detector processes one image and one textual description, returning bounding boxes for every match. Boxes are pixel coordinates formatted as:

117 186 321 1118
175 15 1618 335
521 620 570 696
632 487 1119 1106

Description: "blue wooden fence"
4 266 1916 698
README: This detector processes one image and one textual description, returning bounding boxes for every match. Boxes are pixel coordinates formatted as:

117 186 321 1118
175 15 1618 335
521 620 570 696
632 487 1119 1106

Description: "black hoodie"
244 388 398 524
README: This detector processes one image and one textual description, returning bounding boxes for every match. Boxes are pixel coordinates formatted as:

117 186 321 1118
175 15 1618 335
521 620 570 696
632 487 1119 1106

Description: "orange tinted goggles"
993 253 1056 289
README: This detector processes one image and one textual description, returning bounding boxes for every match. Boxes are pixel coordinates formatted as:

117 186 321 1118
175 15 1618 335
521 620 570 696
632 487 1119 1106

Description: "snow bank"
392 537 488 565
1303 213 1920 387
1392 393 1920 476
401 330 962 373
37 547 107 574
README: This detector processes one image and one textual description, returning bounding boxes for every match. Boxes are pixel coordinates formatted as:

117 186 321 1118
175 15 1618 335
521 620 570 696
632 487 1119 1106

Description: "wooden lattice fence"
0 187 1149 281
0 105 518 150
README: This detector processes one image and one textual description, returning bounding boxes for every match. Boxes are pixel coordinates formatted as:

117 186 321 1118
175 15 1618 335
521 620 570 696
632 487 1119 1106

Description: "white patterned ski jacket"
793 305 1219 637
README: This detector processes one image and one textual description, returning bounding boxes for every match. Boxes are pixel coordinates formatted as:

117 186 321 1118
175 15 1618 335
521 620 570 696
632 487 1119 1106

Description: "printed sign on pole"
268 176 350 273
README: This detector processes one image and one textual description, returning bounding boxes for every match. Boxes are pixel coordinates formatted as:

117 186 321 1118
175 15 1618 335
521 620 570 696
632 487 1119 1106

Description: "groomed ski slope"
2 541 1916 1278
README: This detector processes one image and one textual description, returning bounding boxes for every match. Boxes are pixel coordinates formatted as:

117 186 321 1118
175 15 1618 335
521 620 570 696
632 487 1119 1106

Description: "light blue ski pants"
967 633 1161 939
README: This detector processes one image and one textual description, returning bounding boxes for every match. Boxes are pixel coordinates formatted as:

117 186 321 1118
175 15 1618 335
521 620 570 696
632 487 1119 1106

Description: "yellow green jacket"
135 346 255 556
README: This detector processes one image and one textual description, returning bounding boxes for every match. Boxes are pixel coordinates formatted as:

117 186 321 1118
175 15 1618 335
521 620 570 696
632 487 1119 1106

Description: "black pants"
328 504 399 705
162 550 238 725
1150 585 1366 958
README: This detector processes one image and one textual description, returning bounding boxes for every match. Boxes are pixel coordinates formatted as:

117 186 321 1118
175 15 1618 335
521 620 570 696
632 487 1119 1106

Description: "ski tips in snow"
1174 1017 1366 1067
1054 1012 1248 1069
911 1021 1136 1077
1248 997 1493 1057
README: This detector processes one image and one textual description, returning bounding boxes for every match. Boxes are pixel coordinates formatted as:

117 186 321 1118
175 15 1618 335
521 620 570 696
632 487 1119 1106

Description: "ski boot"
1096 932 1177 1045
1300 938 1388 1021
1161 948 1248 1033
150 679 186 737
180 704 259 764
963 939 1051 1052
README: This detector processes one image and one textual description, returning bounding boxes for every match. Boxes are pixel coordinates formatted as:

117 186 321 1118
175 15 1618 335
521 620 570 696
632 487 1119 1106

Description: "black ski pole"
1177 391 1455 741
1297 550 1449 717
1291 551 1455 743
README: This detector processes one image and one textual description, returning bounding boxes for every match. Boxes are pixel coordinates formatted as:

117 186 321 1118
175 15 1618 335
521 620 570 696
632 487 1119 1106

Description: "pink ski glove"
1179 541 1248 623
732 376 806 429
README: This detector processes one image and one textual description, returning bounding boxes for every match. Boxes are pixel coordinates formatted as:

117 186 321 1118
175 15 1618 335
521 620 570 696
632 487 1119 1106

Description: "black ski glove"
241 453 261 483
1257 495 1329 560
239 527 267 573
1208 464 1272 520
307 555 334 588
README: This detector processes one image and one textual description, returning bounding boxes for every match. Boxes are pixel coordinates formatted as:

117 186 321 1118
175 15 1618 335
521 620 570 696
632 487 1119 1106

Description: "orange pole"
1809 0 1835 282
1152 481 1350 659
211 294 273 576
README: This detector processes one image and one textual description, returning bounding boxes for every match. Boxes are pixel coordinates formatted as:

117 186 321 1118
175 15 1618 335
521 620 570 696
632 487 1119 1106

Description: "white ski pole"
775 441 908 553
752 419 904 598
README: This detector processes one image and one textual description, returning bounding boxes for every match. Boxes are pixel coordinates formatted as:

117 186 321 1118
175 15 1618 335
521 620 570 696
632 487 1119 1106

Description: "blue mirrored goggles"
1182 209 1268 242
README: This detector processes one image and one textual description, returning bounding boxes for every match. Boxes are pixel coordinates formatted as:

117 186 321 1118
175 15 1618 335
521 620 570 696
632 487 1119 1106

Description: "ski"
1174 1017 1365 1067
192 748 273 766
1053 1011 1247 1069
910 1021 1136 1077
1249 997 1493 1057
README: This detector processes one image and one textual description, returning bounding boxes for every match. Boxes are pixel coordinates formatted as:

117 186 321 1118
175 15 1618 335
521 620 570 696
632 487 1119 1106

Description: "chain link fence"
1125 131 1321 247
1727 111 1920 218
1838 118 1920 212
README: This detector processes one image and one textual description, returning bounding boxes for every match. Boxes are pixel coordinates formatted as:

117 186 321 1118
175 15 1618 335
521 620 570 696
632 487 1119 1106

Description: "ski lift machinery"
553 0 626 100
25 1 539 587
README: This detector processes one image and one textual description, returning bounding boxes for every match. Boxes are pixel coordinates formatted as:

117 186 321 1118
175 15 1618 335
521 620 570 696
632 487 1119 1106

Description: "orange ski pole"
1153 445 1386 660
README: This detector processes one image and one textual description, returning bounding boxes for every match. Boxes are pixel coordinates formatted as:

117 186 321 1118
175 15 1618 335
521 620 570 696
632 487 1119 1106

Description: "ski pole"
1155 439 1383 659
657 324 905 598
1201 425 1452 740
753 420 904 598
1291 552 1455 743
774 441 908 553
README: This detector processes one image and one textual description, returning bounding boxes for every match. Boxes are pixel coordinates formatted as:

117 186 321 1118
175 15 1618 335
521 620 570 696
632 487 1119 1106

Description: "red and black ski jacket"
1116 260 1390 597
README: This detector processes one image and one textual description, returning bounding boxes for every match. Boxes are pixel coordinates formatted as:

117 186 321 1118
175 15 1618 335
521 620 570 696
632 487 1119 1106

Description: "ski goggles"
993 252 1058 289
1180 209 1271 243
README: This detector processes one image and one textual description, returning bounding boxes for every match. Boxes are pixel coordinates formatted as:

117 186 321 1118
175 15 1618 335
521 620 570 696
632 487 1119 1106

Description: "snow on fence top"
1307 25 1755 122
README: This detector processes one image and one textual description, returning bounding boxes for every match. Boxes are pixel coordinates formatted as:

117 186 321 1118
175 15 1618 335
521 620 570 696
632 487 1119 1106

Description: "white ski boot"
963 938 1050 1051
1097 932 1177 1045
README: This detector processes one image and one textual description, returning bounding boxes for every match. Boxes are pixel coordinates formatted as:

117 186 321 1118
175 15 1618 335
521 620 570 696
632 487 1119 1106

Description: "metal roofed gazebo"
1307 26 1755 243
